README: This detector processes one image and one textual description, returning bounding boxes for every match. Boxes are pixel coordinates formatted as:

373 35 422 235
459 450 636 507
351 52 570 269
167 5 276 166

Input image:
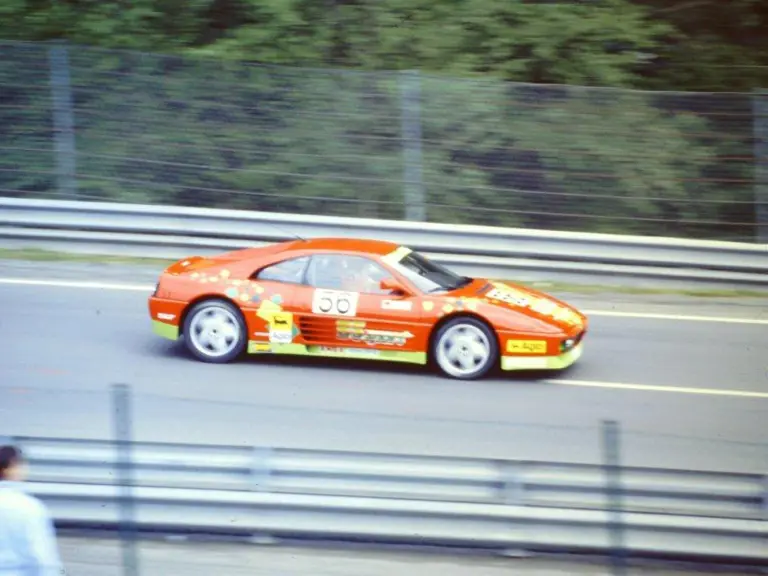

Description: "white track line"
1 277 767 325
547 379 768 399
581 309 768 325
0 278 153 292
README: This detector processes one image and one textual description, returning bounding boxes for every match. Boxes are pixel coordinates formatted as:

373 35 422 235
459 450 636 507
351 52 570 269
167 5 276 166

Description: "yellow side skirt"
248 341 427 365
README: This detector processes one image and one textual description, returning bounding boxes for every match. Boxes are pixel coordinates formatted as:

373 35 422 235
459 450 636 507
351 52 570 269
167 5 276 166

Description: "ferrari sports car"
148 238 587 380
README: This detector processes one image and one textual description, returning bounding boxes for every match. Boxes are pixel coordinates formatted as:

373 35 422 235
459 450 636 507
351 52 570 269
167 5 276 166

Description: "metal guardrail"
1 197 767 285
17 436 766 519
10 436 768 564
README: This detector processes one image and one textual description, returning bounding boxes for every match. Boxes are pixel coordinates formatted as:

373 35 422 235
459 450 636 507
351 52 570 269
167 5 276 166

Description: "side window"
306 254 393 294
253 256 309 284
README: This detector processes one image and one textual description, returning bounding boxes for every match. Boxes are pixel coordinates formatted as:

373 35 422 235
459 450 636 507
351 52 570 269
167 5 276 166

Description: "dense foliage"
0 0 765 240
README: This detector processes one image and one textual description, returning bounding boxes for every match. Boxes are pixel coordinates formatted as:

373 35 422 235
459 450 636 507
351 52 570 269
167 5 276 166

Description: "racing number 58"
312 289 359 317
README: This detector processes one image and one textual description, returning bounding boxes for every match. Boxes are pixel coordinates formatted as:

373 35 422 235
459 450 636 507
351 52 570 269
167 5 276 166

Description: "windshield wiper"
429 276 472 293
450 276 473 290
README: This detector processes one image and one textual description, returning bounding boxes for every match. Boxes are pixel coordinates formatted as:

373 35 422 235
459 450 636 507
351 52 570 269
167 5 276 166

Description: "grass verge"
0 247 176 267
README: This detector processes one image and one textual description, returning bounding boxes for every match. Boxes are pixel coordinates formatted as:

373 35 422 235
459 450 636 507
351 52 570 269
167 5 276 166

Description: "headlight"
561 338 575 352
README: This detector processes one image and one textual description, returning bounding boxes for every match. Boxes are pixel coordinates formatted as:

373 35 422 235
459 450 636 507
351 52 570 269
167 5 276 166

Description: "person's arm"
25 499 63 576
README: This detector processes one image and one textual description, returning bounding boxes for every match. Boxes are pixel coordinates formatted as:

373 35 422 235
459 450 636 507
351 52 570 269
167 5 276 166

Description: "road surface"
56 535 757 576
1 261 766 473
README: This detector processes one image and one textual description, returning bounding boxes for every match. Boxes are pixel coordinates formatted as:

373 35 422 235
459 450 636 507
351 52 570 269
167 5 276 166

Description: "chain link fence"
1 40 765 242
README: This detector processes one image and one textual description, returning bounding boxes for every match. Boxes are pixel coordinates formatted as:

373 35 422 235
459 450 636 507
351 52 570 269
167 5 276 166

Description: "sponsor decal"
248 342 271 353
157 312 176 321
551 307 583 326
336 319 366 333
381 299 412 311
336 320 414 346
506 339 547 354
487 286 530 307
257 299 283 321
488 283 582 327
268 312 294 344
312 289 359 317
530 299 557 315
317 346 380 357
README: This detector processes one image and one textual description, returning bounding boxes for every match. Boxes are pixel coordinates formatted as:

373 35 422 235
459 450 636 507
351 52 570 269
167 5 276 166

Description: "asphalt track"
57 535 751 576
1 262 767 474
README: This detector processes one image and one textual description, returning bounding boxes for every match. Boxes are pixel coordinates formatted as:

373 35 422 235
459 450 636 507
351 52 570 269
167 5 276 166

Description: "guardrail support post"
400 70 426 222
112 383 139 576
602 420 626 575
48 40 78 200
762 474 768 519
499 461 525 504
251 447 272 491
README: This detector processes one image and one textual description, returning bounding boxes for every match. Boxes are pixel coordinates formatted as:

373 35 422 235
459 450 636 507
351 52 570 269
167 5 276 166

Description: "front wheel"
183 299 247 363
432 317 498 380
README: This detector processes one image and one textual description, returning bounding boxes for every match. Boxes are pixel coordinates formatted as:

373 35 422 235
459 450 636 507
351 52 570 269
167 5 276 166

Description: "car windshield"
387 248 472 293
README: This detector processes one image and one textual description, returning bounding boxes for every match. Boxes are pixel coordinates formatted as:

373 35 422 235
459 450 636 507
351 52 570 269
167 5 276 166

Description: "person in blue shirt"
0 445 63 575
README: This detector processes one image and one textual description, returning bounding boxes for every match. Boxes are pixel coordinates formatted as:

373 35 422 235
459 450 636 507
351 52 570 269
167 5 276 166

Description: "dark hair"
0 445 22 480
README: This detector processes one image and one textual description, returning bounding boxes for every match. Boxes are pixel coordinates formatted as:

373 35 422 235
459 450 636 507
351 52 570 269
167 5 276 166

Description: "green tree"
635 0 768 92
0 0 760 240
0 0 208 50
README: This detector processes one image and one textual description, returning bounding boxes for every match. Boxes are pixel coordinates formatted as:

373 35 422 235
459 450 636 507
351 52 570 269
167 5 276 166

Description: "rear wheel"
183 299 246 363
432 316 498 380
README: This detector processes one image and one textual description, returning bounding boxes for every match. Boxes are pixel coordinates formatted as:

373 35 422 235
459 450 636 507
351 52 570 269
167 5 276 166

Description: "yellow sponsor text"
248 341 271 353
506 339 547 354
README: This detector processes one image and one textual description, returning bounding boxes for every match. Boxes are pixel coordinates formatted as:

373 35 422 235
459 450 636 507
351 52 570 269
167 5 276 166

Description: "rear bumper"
152 319 179 340
148 296 186 341
501 342 583 371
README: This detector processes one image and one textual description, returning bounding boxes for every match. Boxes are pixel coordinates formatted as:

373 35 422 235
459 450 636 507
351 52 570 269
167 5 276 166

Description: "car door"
246 255 310 348
291 253 426 354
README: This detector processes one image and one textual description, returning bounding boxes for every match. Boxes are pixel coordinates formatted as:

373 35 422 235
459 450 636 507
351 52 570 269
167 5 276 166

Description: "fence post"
754 89 768 243
48 40 77 199
112 383 139 576
602 420 626 575
400 70 426 222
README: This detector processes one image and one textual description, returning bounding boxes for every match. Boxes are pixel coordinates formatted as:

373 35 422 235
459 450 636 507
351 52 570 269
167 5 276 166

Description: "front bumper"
501 342 583 371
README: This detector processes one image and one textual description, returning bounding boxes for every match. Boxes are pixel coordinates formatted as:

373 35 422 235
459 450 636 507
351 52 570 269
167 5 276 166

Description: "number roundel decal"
312 289 359 317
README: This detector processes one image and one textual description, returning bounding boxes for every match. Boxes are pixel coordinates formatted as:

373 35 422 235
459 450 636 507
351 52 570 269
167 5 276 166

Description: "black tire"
182 298 247 364
431 316 498 380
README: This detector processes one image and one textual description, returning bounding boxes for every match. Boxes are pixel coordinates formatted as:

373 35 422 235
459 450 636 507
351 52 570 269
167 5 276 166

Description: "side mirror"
380 277 409 296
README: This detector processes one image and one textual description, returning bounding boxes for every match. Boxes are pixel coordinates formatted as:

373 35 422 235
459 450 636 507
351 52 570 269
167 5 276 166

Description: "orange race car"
148 238 587 380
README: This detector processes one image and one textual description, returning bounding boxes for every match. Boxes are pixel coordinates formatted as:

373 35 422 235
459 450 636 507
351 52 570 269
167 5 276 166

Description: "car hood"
456 279 587 333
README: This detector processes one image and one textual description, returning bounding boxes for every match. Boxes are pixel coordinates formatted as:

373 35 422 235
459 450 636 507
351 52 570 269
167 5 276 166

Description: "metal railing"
3 385 767 572
7 433 768 567
1 196 767 285
31 483 768 562
14 436 767 520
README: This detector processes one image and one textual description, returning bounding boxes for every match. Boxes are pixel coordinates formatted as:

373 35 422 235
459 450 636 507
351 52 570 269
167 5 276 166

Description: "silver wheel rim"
188 304 241 358
436 324 491 377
